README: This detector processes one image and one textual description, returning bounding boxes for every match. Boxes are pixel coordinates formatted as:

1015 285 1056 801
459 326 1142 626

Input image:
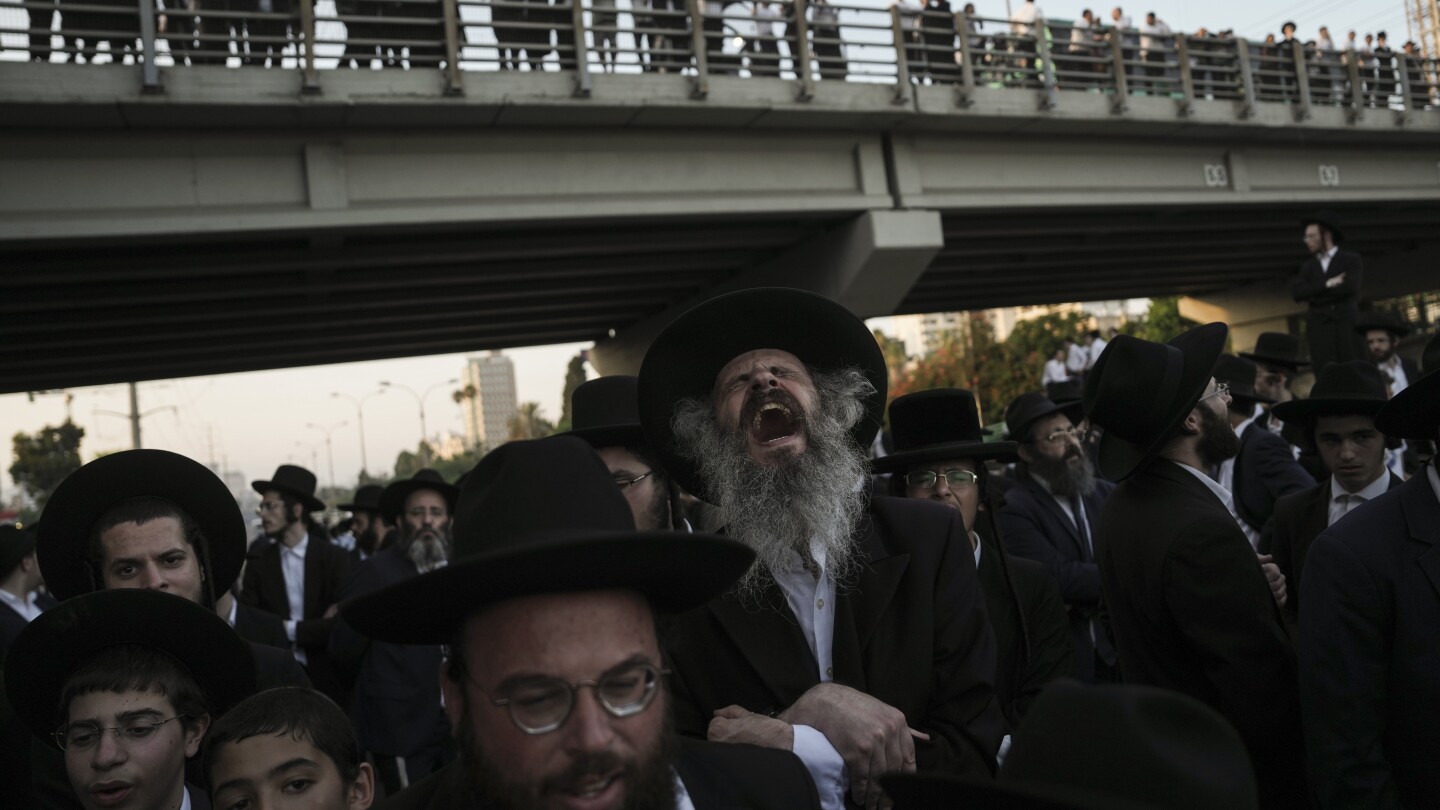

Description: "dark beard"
638 481 671 532
265 510 300 540
1025 444 1097 499
357 526 380 556
1196 401 1242 467
455 700 679 810
398 522 452 571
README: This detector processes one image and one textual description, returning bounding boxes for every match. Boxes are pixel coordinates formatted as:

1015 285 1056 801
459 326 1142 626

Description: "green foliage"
1116 296 1197 344
10 421 85 514
508 402 556 441
391 443 483 485
555 353 589 433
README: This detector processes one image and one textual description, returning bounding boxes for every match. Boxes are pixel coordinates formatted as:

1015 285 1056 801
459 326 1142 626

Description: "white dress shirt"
1042 358 1068 386
1085 338 1107 369
1217 406 1263 549
1066 344 1087 375
674 774 696 810
1318 244 1340 273
1379 355 1410 396
1010 1 1042 35
180 786 193 810
1327 471 1392 527
280 534 309 665
0 588 44 623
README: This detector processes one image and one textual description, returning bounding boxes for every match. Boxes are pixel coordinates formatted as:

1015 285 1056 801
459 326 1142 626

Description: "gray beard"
1027 446 1097 499
400 524 452 572
671 367 875 606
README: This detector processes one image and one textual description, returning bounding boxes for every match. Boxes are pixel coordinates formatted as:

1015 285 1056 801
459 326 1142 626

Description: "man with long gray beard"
637 288 1005 810
330 469 458 795
998 391 1117 683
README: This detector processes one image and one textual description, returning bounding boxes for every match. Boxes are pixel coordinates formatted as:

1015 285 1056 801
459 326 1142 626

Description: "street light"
330 389 386 477
380 378 460 466
305 421 349 497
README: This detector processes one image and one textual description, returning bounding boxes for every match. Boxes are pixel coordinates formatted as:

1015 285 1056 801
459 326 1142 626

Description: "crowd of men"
2 212 1438 810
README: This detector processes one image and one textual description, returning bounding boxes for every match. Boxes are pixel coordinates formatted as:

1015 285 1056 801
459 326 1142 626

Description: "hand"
1325 272 1346 288
708 706 794 750
1257 554 1287 607
779 682 930 810
324 603 340 619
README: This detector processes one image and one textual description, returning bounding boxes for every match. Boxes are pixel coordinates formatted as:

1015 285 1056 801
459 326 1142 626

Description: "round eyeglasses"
613 471 653 490
1036 426 1088 446
473 662 668 735
1198 382 1231 403
903 469 980 490
54 714 187 752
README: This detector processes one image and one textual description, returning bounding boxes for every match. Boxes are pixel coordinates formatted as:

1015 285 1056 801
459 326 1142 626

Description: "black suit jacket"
330 545 449 758
1266 473 1403 624
1097 458 1308 808
234 602 291 649
975 540 1073 728
997 474 1116 681
1292 249 1365 368
1299 471 1440 810
0 591 55 663
240 532 352 690
667 497 1005 787
1234 422 1316 537
376 738 820 810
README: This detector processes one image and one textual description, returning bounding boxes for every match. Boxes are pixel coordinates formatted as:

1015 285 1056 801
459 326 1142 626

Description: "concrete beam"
589 209 944 375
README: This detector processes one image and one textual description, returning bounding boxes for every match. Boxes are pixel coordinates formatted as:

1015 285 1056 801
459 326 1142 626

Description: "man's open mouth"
751 402 800 445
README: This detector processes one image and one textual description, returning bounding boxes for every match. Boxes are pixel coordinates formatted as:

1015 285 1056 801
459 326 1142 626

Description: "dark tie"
1070 496 1093 561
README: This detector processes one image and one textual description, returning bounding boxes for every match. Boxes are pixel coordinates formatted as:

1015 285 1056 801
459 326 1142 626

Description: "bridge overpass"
4 3 1439 391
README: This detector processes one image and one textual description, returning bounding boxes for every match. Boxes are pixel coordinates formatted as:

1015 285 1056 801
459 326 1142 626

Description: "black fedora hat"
872 389 1018 474
1238 332 1308 371
881 681 1256 810
1375 338 1440 441
566 376 645 449
1353 310 1413 338
338 484 383 514
4 588 257 748
0 523 37 578
1272 361 1390 425
1302 209 1345 243
252 465 325 513
1046 379 1083 405
1005 391 1085 444
1212 354 1274 404
637 288 887 503
1083 323 1229 482
378 469 460 525
340 436 755 645
38 449 248 601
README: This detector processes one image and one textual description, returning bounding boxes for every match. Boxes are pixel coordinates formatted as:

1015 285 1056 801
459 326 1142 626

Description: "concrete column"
590 208 944 375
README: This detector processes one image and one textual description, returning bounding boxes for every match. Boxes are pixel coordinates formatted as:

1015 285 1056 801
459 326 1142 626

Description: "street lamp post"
305 421 349 497
380 378 460 466
330 389 385 477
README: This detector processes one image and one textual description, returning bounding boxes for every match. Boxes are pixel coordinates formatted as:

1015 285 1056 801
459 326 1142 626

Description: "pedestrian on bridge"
1293 210 1365 370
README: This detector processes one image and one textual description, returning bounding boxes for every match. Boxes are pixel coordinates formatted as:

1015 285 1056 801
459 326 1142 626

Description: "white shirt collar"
1331 469 1390 500
180 785 193 810
1428 464 1440 504
282 533 309 556
1322 245 1339 261
1173 459 1239 510
226 595 238 627
971 532 982 569
1232 402 1262 438
0 588 41 621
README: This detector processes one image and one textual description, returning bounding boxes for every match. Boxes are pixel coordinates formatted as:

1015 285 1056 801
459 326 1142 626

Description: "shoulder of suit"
1274 480 1327 514
869 494 958 529
678 739 812 795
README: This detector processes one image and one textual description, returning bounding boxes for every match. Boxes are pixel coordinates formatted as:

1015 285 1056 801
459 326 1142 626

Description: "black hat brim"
1005 400 1086 443
638 288 887 503
39 450 248 601
378 479 460 525
4 589 257 747
341 532 755 645
565 423 648 451
1375 370 1440 441
1354 320 1412 338
251 480 326 514
1271 397 1386 425
872 440 1020 474
1236 351 1309 371
1093 323 1229 482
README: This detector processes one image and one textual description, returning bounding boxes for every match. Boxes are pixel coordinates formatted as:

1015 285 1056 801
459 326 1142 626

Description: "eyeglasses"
405 507 449 520
1198 383 1231 403
1035 426 1088 446
903 469 980 490
473 662 669 735
54 715 187 752
613 471 653 490
256 501 285 514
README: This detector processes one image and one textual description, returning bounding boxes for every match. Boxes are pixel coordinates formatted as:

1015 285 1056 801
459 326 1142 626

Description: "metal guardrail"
3 2 1438 114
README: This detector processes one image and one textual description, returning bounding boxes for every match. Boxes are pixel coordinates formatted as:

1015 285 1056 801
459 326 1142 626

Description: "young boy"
204 687 375 810
4 588 256 810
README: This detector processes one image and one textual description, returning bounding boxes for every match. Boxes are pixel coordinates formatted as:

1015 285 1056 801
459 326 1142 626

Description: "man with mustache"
1086 325 1309 809
330 469 458 795
998 391 1118 683
637 288 1005 810
340 437 819 810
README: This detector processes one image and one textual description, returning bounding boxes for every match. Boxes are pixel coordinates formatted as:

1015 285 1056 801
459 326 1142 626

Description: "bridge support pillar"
590 209 944 375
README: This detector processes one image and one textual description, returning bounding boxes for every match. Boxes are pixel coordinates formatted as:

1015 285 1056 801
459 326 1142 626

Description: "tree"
873 329 910 395
555 352 589 433
10 420 85 517
1118 296 1198 344
508 402 555 441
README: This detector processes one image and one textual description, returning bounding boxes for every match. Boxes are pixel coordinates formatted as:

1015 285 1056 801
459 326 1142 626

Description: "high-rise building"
462 351 518 451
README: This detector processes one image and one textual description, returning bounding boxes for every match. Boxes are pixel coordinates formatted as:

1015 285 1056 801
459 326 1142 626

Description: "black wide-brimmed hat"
0 523 37 577
566 376 645 449
4 588 257 748
39 450 248 601
1238 332 1308 371
378 469 460 525
872 389 1018 474
1376 334 1440 441
1046 379 1083 404
1005 392 1085 444
1084 323 1229 482
1353 310 1413 338
637 288 888 503
1302 209 1345 243
882 681 1256 810
251 465 325 513
338 484 383 514
1213 354 1274 404
341 436 755 645
1272 361 1390 425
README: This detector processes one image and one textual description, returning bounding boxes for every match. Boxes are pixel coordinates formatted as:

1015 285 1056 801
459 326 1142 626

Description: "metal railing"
3 2 1438 114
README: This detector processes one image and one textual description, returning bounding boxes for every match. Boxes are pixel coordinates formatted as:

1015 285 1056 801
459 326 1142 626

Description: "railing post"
1290 38 1311 120
1397 52 1415 115
1174 33 1194 116
570 0 592 96
297 0 320 92
791 0 816 100
889 5 911 104
136 0 161 91
955 10 975 106
686 0 708 98
1345 48 1364 122
1233 37 1255 118
1033 22 1057 108
441 0 464 94
1108 31 1128 113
